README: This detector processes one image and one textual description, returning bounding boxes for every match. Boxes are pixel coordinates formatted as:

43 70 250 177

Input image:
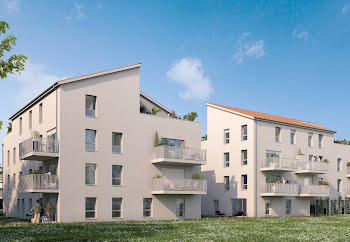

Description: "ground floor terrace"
1 215 350 241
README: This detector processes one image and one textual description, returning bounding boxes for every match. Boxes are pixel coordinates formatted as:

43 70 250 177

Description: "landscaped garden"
1 215 350 241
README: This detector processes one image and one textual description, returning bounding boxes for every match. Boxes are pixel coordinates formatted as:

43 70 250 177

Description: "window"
13 173 16 187
85 129 96 151
337 179 341 192
19 117 22 135
85 197 96 218
29 199 32 211
13 148 16 165
242 175 248 190
308 133 313 147
112 198 122 218
39 103 43 124
29 111 32 130
224 152 230 167
176 199 185 217
7 150 10 166
160 138 183 147
241 125 248 141
285 200 291 215
241 150 247 165
29 169 33 174
214 200 219 212
318 134 323 148
265 200 271 215
7 175 10 191
337 158 341 172
224 176 230 191
112 165 122 186
309 155 313 162
224 129 230 144
290 130 296 145
85 164 96 185
275 127 281 143
112 132 122 153
143 198 152 217
85 95 96 117
17 199 20 216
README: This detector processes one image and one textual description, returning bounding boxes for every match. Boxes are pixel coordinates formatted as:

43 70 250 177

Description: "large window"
275 127 281 143
224 152 230 167
285 200 291 215
337 179 341 192
308 133 313 147
29 110 32 130
242 175 248 190
224 176 230 191
224 129 230 144
143 198 152 217
176 199 185 218
39 103 43 124
290 130 296 145
85 95 97 117
337 158 342 172
241 150 247 165
85 129 96 151
265 200 271 215
160 138 183 147
112 132 122 153
318 134 323 148
112 165 122 186
85 197 97 218
112 198 122 218
241 125 248 141
85 164 96 185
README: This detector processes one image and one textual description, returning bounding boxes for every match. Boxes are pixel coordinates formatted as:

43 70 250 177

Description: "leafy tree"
7 122 12 133
0 21 27 79
170 110 176 118
0 120 2 131
152 107 161 115
183 112 198 121
154 131 159 147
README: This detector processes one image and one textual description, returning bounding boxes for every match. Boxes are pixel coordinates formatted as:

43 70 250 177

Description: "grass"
1 216 350 241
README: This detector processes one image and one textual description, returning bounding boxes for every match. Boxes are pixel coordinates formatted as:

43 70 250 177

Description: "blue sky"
1 0 350 161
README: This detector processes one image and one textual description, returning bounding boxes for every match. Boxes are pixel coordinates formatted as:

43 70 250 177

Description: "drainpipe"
254 119 258 217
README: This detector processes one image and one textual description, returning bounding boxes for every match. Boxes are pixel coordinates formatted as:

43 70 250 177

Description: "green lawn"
1 216 350 241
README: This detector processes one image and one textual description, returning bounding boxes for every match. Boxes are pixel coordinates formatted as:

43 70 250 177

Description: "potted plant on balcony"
193 173 201 179
347 162 350 167
321 180 329 186
323 158 329 163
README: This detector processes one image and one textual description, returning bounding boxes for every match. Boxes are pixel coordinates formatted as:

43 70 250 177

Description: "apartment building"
202 103 350 217
2 63 207 222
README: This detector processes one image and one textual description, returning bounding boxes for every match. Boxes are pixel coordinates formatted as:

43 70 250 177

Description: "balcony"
347 167 350 178
19 174 59 193
19 138 59 161
299 185 329 197
347 188 350 198
261 183 299 197
152 178 207 195
151 146 206 165
260 158 298 172
294 161 328 174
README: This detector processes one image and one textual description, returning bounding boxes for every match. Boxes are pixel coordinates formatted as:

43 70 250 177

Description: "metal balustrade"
19 174 59 192
152 146 206 165
152 178 207 194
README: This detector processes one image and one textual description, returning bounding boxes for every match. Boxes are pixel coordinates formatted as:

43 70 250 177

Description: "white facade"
202 103 350 217
2 64 206 222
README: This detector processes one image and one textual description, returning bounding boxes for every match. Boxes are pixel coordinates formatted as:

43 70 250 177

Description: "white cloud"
9 62 65 105
3 0 19 14
293 29 309 40
74 2 85 20
166 58 213 100
342 5 349 15
233 32 265 64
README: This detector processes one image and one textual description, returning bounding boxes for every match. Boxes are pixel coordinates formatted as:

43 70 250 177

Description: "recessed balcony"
151 146 206 165
152 178 207 195
261 183 299 197
299 185 329 197
19 138 59 161
294 161 328 174
260 158 298 172
19 174 59 193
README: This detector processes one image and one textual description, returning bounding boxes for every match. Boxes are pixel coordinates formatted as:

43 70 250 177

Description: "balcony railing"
261 183 299 196
19 174 59 192
152 146 206 165
19 138 59 160
295 161 328 173
299 185 329 196
152 178 207 194
261 157 298 171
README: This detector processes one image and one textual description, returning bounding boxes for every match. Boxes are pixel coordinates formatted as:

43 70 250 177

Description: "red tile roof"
207 103 335 133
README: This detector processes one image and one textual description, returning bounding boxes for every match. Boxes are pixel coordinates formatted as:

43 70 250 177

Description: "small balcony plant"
321 180 329 186
193 173 201 179
323 158 329 163
347 162 350 167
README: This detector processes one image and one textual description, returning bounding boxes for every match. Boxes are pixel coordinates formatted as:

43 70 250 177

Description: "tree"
183 112 198 121
0 120 2 131
7 122 12 133
0 21 27 79
152 107 161 115
154 131 159 147
170 110 177 118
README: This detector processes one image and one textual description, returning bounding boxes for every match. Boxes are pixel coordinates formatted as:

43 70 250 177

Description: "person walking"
32 200 41 224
